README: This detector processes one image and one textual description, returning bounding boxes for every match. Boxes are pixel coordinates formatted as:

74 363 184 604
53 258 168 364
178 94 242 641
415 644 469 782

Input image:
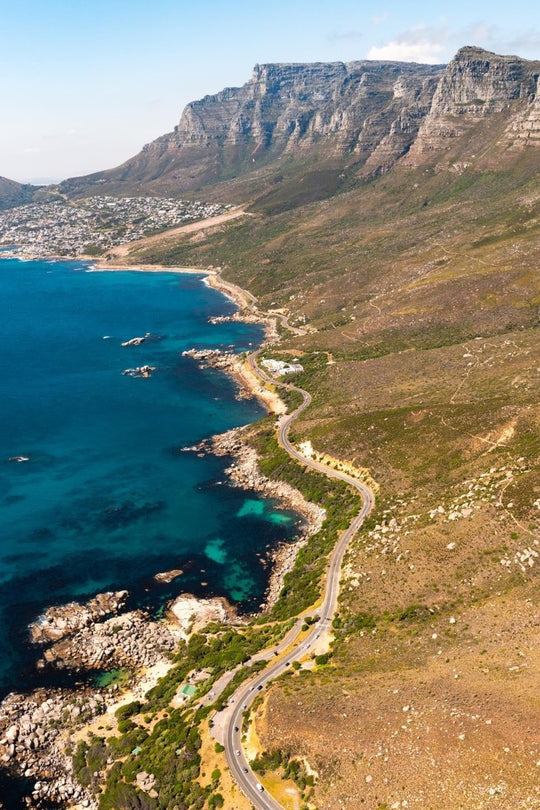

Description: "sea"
0 256 302 698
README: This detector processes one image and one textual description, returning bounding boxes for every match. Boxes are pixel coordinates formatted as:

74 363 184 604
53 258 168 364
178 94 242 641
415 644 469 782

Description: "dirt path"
100 206 250 263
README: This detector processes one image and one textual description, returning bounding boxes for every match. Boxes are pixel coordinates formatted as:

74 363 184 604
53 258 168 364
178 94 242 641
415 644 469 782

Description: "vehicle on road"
256 783 264 792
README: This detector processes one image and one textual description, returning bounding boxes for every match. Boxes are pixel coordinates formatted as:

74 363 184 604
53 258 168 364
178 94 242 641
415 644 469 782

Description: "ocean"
0 257 301 696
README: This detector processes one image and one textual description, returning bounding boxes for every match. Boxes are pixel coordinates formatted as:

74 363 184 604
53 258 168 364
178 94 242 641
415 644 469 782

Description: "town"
0 195 230 258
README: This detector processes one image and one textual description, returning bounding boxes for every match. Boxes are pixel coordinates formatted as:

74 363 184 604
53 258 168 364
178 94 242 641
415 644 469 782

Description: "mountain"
122 47 537 810
59 59 445 201
0 176 37 211
60 47 538 210
404 45 540 164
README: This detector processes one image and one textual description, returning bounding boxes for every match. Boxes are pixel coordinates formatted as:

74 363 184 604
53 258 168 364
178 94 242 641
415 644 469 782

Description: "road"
218 351 375 808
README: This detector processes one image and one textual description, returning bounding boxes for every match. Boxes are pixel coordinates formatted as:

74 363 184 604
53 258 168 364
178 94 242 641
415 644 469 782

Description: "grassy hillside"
0 176 37 211
104 103 539 807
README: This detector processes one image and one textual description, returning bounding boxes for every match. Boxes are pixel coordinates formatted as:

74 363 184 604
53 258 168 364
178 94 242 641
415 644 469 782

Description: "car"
256 783 264 792
243 767 248 773
257 684 263 690
235 749 240 756
234 726 239 732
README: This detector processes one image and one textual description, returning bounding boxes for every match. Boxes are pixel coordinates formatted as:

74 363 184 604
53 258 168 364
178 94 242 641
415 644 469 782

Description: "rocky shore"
0 687 105 809
0 592 236 809
182 347 287 414
195 426 325 610
0 419 322 807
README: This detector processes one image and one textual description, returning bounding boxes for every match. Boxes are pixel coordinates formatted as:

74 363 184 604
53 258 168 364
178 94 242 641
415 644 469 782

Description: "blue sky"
1 0 538 183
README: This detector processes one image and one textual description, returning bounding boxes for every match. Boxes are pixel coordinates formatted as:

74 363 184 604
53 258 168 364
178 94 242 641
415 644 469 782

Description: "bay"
0 258 301 695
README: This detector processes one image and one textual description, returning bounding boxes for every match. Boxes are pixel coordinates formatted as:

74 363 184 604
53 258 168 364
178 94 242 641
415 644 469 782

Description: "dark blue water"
0 258 301 695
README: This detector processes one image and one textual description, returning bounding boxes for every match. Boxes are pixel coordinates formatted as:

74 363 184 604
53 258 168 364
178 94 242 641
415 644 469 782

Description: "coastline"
205 426 325 610
0 258 323 808
89 259 263 323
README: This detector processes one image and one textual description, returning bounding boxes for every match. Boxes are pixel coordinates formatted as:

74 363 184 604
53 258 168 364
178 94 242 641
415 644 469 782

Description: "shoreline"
89 259 262 321
0 257 322 807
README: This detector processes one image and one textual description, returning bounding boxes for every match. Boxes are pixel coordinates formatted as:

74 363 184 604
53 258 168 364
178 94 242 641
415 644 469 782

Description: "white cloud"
365 21 515 64
367 23 453 63
367 40 445 64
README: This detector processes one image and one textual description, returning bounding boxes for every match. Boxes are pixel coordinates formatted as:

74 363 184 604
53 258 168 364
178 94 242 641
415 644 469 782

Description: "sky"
1 0 538 184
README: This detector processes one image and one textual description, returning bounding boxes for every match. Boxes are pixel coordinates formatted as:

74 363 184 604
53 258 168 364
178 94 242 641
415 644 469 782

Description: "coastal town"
0 196 230 259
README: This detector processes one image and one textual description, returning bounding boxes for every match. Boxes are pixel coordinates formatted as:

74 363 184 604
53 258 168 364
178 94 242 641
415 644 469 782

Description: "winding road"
216 350 375 808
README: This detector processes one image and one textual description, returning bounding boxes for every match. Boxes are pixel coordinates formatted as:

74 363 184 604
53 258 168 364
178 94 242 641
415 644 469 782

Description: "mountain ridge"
0 176 38 211
57 46 538 206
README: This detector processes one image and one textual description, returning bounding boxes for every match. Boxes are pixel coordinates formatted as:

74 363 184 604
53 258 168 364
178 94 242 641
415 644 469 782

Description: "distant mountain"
60 47 539 208
0 176 37 211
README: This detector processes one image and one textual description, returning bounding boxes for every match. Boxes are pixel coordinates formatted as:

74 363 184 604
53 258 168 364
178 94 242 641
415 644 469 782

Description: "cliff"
404 46 540 164
59 60 445 200
59 47 539 204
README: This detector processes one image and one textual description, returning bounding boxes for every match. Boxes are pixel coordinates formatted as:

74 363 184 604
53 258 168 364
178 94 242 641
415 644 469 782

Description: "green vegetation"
73 620 294 808
251 748 315 801
248 423 360 619
68 71 539 810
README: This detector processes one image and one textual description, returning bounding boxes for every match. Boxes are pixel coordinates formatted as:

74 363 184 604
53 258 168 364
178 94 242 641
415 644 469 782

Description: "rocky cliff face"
61 60 445 198
404 47 540 163
60 47 539 201
169 60 441 162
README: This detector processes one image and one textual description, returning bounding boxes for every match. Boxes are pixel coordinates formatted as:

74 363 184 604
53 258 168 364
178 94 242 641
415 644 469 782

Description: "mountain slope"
59 59 445 201
117 50 539 806
59 47 539 213
0 176 37 211
11 46 539 810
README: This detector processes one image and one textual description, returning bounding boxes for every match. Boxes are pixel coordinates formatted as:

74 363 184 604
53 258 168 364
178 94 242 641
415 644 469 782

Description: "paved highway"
221 350 374 808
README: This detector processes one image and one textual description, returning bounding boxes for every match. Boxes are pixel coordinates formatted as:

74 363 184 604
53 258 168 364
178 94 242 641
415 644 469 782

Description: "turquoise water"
0 258 302 694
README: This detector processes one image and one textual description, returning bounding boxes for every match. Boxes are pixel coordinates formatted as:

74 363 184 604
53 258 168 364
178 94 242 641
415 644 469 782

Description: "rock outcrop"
404 46 540 162
0 689 103 808
29 591 129 644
